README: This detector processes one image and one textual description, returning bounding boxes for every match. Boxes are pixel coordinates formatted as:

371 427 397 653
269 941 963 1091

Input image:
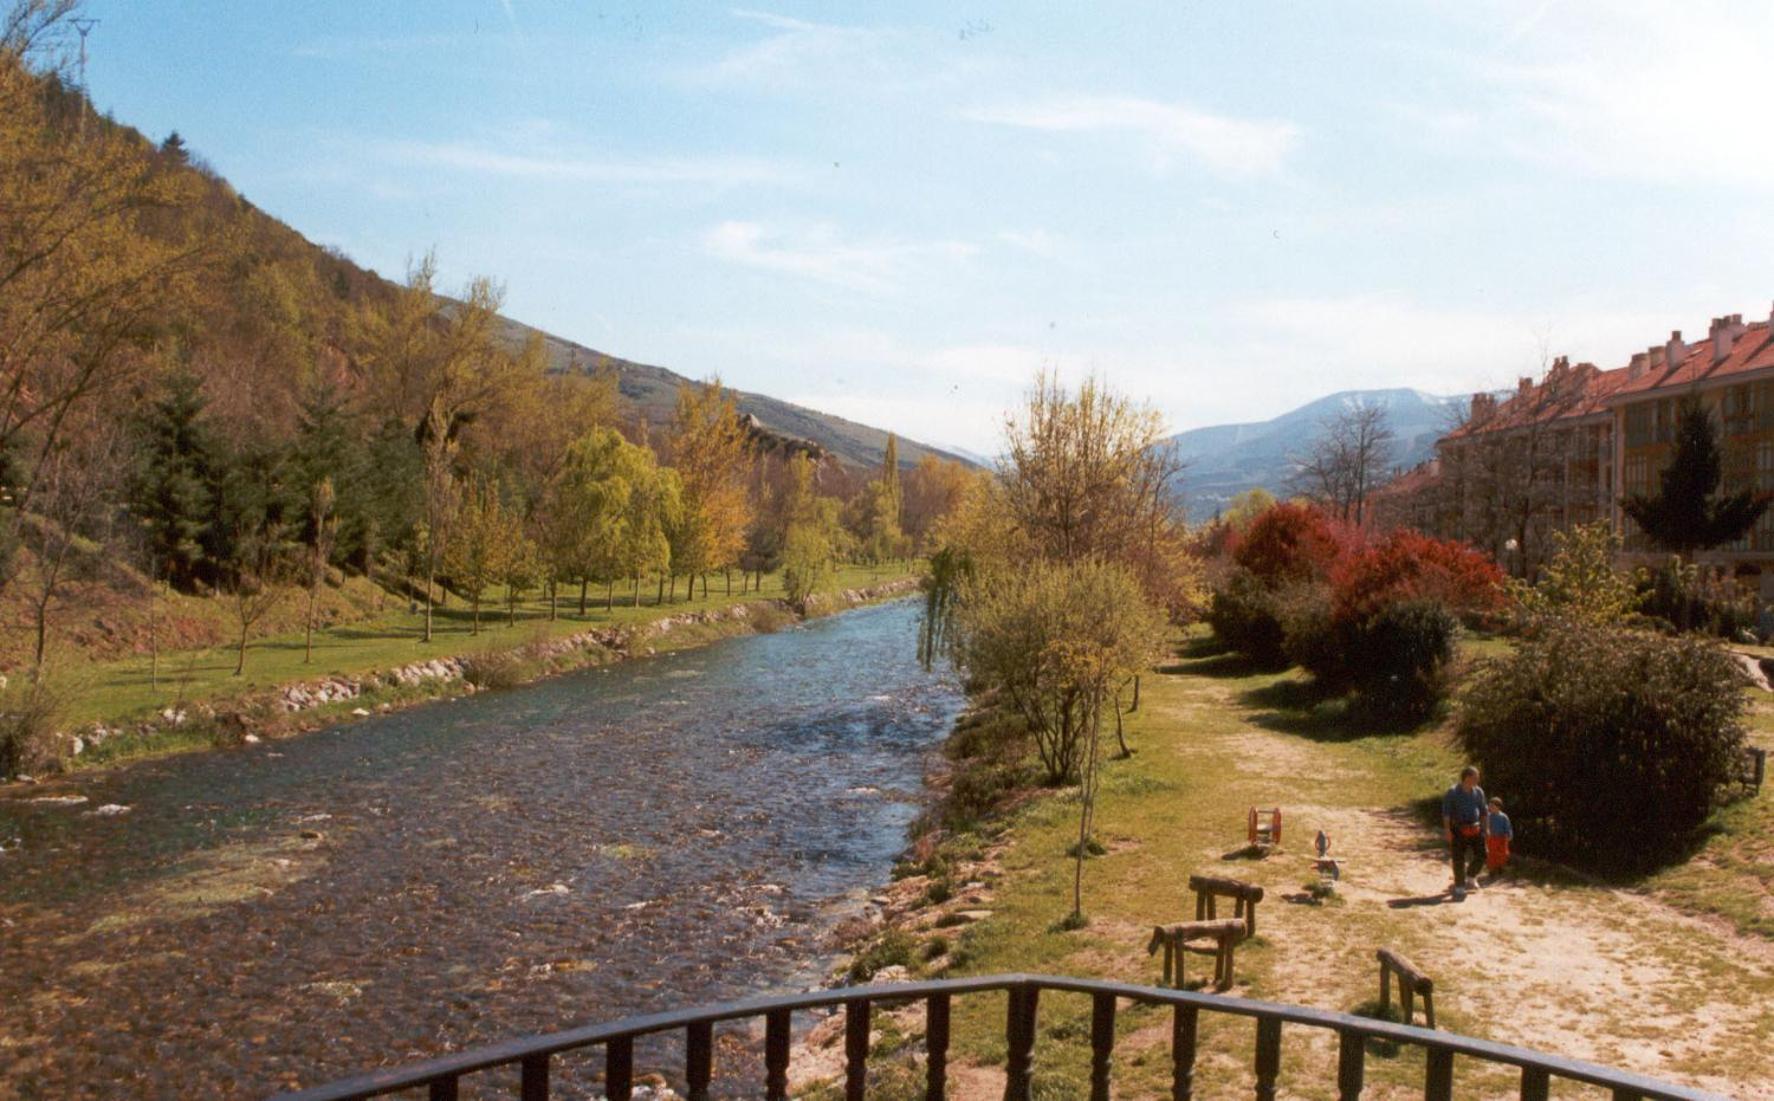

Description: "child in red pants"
1485 797 1512 875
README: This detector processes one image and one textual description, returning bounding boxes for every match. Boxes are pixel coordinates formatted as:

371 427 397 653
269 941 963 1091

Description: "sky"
72 1 1774 454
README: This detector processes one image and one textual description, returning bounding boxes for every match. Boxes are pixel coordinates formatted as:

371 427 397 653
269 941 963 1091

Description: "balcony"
270 973 1722 1101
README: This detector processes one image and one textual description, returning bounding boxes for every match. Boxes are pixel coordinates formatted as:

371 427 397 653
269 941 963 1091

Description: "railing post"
428 1078 459 1101
606 1036 633 1101
1519 1067 1550 1101
1003 983 1038 1101
1171 1003 1198 1101
765 1008 791 1101
520 1053 549 1101
1253 1017 1281 1101
846 999 871 1101
1424 1048 1453 1101
1089 992 1115 1101
1336 1028 1364 1101
685 1021 713 1101
926 993 951 1101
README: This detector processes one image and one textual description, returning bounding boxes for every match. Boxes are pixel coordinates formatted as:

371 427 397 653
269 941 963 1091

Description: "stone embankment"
57 577 920 765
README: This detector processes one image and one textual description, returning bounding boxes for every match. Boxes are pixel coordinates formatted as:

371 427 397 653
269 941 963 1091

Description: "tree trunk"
606 580 614 611
305 584 319 663
508 592 517 627
235 622 249 676
657 576 665 605
579 578 588 615
725 568 731 596
33 597 49 672
1130 674 1140 712
471 595 481 634
669 575 677 602
423 564 435 643
632 576 641 607
549 580 557 621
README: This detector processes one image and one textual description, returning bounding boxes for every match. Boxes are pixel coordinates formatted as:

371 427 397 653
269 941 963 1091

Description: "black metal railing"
269 973 1727 1101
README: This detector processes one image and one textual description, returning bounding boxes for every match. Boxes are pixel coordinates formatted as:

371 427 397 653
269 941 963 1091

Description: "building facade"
1389 304 1774 593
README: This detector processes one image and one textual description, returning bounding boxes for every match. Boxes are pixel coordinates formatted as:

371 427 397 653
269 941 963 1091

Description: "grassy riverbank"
808 628 1774 1100
28 564 919 774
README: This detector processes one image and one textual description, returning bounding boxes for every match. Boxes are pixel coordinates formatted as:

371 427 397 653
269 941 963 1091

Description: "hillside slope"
1168 388 1467 519
495 316 974 472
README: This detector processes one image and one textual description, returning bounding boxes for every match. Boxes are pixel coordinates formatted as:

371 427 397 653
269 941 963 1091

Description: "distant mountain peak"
1166 387 1468 520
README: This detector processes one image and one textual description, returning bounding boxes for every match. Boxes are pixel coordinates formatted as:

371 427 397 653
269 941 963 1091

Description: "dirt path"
1158 664 1774 1099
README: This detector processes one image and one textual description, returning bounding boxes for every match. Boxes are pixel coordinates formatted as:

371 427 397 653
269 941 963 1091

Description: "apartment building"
1391 304 1774 590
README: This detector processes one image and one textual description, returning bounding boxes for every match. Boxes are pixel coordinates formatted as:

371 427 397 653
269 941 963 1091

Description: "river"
0 599 963 1099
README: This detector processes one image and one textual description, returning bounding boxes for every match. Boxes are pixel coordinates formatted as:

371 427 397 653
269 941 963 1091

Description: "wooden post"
685 1021 713 1101
765 1008 791 1101
1004 985 1038 1101
606 1036 634 1101
1335 1029 1364 1101
1425 1048 1454 1101
1089 992 1115 1101
926 993 951 1101
520 1055 549 1101
1171 1004 1198 1101
845 999 870 1101
1253 1018 1282 1101
428 1079 459 1101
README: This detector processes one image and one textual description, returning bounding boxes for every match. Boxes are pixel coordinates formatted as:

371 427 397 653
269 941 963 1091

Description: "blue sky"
77 1 1774 453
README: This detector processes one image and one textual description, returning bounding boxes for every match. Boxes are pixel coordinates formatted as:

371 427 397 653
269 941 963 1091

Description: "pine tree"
1623 400 1770 554
134 371 216 589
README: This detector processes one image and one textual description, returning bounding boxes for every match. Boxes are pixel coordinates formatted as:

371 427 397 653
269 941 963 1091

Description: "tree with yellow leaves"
666 380 753 598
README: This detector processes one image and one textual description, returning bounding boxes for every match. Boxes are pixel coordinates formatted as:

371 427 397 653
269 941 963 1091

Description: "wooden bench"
1148 919 1247 991
1188 874 1265 938
1377 947 1435 1029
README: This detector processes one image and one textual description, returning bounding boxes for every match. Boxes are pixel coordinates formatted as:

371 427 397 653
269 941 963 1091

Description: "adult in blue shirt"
1441 765 1487 893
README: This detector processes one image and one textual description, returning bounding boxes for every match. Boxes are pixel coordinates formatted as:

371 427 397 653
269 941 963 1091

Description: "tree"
226 520 290 678
855 434 905 564
952 559 1161 922
1291 401 1394 524
667 380 753 597
901 454 973 554
442 475 518 634
302 477 337 662
131 370 215 589
1511 522 1640 626
1623 399 1769 555
21 415 118 672
999 372 1178 568
0 13 207 601
779 453 844 604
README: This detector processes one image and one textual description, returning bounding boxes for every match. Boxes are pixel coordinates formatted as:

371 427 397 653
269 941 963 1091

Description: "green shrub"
0 677 65 778
1637 559 1760 641
1347 601 1457 724
1456 619 1748 873
921 936 950 961
846 929 917 982
461 649 529 690
1207 567 1287 667
1278 581 1347 686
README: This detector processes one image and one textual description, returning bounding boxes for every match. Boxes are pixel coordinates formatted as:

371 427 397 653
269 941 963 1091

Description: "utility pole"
70 16 98 138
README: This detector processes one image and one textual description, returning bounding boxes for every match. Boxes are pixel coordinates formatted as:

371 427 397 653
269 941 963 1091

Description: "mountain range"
1164 388 1470 520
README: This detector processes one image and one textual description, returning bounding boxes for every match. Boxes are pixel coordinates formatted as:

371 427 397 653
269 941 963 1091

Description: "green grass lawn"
830 628 1774 1099
55 563 913 730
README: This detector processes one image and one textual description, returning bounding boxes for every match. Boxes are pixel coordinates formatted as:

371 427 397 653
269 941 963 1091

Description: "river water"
0 599 963 1099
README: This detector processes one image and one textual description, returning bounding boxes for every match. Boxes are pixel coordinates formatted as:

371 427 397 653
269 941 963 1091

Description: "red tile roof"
1609 321 1774 399
1443 314 1774 442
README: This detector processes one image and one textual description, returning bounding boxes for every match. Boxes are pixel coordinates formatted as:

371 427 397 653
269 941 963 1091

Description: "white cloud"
1403 1 1774 188
996 229 1062 257
965 96 1300 176
383 140 800 188
701 220 977 292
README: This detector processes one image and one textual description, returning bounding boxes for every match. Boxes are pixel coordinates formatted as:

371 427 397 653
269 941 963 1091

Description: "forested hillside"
0 5 976 723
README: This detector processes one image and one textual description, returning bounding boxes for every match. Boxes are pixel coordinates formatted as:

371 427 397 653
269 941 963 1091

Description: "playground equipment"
1313 829 1342 882
1188 874 1265 938
1377 948 1436 1029
1148 919 1247 991
1247 807 1283 849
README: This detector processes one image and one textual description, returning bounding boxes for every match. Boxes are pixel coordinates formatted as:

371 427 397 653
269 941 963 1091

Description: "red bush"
1331 530 1505 624
1230 502 1358 585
